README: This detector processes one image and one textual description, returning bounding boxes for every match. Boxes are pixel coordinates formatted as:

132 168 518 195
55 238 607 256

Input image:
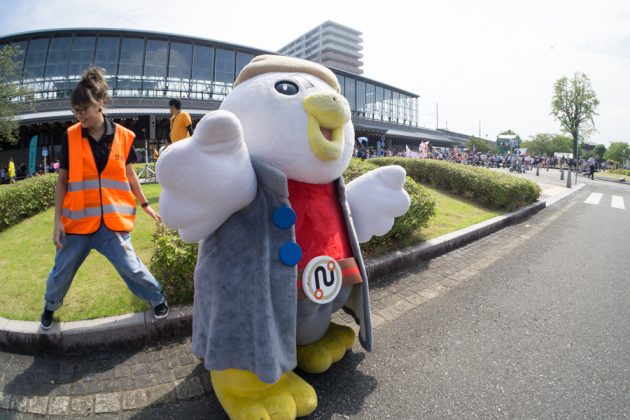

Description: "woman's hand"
53 219 65 249
143 204 161 223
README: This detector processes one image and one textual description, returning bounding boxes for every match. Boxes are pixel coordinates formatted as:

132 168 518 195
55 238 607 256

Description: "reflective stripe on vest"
66 179 131 193
62 204 136 220
61 122 137 234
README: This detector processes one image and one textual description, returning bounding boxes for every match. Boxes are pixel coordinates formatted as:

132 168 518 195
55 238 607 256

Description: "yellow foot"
210 368 317 420
296 323 355 374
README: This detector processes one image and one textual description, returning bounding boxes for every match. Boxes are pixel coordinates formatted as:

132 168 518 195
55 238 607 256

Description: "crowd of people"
0 158 62 184
353 144 603 175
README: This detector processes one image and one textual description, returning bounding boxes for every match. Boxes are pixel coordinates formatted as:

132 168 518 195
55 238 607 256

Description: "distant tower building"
278 20 364 75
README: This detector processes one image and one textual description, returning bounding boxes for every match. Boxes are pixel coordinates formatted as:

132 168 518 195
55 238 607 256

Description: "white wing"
156 110 257 243
345 165 410 243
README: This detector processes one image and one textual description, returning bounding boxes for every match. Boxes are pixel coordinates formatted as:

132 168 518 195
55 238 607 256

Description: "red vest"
61 122 136 234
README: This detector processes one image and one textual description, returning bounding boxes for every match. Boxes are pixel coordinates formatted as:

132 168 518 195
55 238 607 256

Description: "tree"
0 44 30 148
551 72 599 160
603 142 629 166
592 144 606 161
466 137 490 153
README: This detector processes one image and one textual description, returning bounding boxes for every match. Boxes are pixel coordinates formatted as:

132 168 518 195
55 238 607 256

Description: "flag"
473 144 477 154
405 144 411 157
453 145 457 155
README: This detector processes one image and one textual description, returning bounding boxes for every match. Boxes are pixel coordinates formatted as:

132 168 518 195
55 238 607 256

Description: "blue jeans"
44 224 166 311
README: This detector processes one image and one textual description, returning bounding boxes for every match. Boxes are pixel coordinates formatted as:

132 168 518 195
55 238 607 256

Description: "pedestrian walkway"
0 167 587 418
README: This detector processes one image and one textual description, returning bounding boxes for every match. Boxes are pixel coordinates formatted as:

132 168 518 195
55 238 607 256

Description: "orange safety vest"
61 122 137 234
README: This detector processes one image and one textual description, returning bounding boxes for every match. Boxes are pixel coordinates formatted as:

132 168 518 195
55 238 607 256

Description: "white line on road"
611 195 625 210
584 192 603 205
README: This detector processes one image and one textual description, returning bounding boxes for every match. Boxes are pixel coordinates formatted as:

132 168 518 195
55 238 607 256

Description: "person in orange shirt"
168 98 193 143
40 68 169 330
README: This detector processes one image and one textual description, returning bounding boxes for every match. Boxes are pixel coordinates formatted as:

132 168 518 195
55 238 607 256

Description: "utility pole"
478 121 481 139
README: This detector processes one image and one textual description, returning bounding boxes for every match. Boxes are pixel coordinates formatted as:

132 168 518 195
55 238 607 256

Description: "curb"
0 199 552 355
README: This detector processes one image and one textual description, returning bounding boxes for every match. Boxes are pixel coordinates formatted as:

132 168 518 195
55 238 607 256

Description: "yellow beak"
303 92 350 161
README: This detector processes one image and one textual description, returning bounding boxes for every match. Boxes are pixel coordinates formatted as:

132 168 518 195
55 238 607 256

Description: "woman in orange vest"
40 68 168 330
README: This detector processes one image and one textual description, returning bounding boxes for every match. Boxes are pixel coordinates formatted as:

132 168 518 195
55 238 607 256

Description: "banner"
28 135 38 176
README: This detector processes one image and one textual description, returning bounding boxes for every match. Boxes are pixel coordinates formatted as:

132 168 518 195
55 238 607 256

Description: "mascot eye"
274 81 299 95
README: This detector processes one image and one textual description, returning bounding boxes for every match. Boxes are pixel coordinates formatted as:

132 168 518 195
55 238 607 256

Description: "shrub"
149 223 198 305
133 162 156 180
0 174 57 231
608 169 630 177
370 157 540 211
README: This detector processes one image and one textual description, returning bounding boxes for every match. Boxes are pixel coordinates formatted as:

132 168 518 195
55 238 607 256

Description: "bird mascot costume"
157 55 410 419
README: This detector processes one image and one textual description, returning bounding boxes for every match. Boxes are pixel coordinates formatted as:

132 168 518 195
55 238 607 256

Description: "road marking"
611 195 625 210
584 192 603 205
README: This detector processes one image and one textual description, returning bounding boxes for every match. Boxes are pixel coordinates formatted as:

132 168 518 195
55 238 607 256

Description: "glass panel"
7 41 27 82
356 80 366 117
393 91 400 123
191 44 214 99
94 36 120 77
375 86 383 121
383 89 392 121
336 74 345 96
214 48 234 82
117 37 144 96
235 52 254 76
169 41 192 79
24 38 49 79
118 37 144 76
214 48 235 100
68 36 95 76
345 77 356 113
365 83 375 120
144 39 168 77
45 37 71 77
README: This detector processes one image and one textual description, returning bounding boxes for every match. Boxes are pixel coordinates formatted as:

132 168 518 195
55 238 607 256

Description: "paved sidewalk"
0 169 585 418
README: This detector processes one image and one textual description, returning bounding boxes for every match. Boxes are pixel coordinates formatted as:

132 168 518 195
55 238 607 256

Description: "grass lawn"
595 170 627 181
0 184 161 322
0 183 502 322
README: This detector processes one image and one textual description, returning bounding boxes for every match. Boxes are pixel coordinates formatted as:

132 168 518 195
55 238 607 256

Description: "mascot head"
220 55 354 184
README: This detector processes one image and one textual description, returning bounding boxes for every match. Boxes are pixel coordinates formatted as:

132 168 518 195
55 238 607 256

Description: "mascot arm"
156 110 257 243
345 165 410 243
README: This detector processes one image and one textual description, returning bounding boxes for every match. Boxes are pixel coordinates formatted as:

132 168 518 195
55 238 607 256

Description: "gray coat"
191 159 372 384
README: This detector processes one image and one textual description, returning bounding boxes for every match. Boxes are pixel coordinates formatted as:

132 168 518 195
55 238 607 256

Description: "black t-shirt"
60 118 137 173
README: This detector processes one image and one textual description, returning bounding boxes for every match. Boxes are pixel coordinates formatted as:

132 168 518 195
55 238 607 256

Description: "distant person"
8 158 16 183
587 156 596 179
40 67 169 330
168 98 193 143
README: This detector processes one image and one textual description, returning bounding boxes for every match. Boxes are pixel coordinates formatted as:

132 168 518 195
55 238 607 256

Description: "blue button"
272 206 296 229
279 242 302 266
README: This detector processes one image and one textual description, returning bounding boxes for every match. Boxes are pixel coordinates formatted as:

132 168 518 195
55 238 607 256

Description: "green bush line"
0 174 57 231
607 169 630 176
369 158 541 211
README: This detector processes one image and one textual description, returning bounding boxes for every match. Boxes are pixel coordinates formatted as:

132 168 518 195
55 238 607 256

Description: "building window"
214 48 234 100
168 41 192 98
191 44 214 99
345 77 356 113
68 36 95 78
236 52 254 77
94 36 120 82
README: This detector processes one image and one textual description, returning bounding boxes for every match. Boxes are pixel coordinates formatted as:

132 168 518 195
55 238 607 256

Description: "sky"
1 0 629 145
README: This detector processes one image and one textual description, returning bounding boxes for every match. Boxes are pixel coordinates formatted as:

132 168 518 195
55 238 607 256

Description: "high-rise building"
278 20 364 75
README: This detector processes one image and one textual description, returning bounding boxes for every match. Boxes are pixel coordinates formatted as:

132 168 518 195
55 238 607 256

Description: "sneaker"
40 309 54 330
153 302 169 320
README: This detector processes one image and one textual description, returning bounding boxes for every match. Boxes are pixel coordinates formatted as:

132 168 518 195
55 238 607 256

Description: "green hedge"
370 158 541 211
150 223 198 305
0 174 57 231
608 169 630 177
149 159 437 303
133 162 156 180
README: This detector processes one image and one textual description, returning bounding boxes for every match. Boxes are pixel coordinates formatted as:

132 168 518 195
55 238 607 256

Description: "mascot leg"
210 368 317 420
296 323 355 374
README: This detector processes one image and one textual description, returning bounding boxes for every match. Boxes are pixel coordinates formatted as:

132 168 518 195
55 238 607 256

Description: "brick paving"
0 198 576 418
